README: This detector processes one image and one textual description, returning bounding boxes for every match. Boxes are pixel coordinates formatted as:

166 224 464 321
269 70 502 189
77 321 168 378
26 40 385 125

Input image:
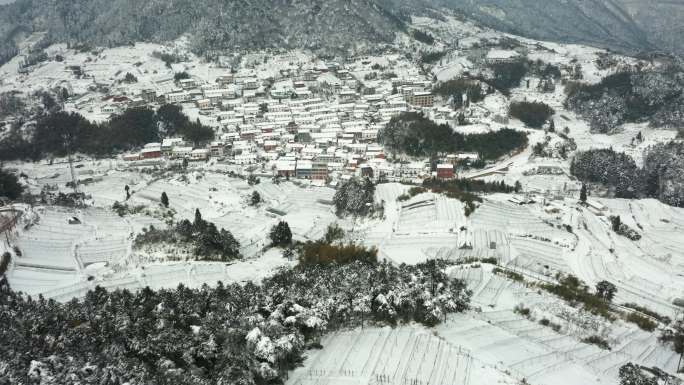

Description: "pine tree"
514 181 522 193
161 192 169 208
270 221 292 246
580 184 588 203
125 184 130 200
250 191 261 206
549 119 555 132
595 280 617 302
194 208 206 232
611 215 621 232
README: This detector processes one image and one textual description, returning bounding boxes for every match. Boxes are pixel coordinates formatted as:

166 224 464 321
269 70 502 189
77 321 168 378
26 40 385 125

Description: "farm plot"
6 266 80 296
288 326 515 385
129 173 245 219
268 183 337 241
9 207 133 296
509 237 570 277
16 208 93 270
87 248 292 295
470 200 568 241
438 313 602 385
425 229 511 262
395 194 465 235
380 234 458 264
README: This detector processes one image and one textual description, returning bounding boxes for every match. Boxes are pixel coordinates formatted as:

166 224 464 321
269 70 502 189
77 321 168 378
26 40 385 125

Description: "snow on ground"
288 325 519 385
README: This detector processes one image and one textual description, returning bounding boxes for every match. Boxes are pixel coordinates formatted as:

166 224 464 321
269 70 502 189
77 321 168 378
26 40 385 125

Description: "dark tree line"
565 69 684 133
0 260 470 385
433 79 485 107
509 101 555 129
487 60 528 94
0 106 215 161
379 112 528 161
0 168 24 200
411 29 434 45
571 144 684 207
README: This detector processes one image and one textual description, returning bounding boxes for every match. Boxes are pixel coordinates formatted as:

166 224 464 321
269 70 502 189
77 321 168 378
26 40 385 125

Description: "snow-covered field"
2 13 683 385
288 325 518 385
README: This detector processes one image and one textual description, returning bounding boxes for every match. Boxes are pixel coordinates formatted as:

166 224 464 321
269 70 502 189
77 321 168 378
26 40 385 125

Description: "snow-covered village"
1 3 684 385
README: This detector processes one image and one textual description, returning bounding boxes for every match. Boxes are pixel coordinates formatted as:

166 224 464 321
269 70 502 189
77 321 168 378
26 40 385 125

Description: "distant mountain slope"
434 0 684 55
0 0 408 59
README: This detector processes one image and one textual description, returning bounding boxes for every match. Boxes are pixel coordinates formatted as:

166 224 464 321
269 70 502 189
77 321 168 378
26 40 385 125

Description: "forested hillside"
0 0 409 64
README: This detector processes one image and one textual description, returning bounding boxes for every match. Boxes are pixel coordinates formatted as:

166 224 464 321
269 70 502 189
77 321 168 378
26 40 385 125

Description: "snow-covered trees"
249 191 261 206
0 259 470 385
595 280 617 302
618 363 658 385
486 60 528 94
379 112 528 161
135 211 241 261
269 221 292 247
566 70 684 133
572 144 684 207
0 168 24 200
571 149 644 199
643 141 684 207
333 177 376 217
509 101 555 129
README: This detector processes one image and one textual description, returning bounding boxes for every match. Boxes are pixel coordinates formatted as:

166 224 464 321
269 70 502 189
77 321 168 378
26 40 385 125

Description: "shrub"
323 223 344 244
625 312 657 332
514 304 531 317
299 242 377 266
420 51 447 64
174 71 190 81
509 101 555 129
412 29 435 45
123 72 137 83
540 275 614 320
493 267 525 282
622 303 671 325
250 191 261 206
582 335 611 350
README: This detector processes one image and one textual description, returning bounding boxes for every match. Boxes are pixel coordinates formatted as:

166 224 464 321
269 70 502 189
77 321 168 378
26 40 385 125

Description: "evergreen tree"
595 280 617 302
250 191 261 206
124 184 130 200
270 221 292 246
161 192 169 208
0 168 24 200
580 184 588 203
611 215 622 232
514 181 522 193
194 208 206 232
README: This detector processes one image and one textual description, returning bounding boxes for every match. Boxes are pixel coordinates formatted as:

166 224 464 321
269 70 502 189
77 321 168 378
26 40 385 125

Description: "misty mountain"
1 0 683 67
432 0 684 56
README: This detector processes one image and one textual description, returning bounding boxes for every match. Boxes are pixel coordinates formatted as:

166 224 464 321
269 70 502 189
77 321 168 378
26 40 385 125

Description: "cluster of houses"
114 57 469 183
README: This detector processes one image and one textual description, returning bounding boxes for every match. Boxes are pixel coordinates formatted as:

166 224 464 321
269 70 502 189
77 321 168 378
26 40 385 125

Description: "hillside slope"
433 0 684 55
0 0 408 59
